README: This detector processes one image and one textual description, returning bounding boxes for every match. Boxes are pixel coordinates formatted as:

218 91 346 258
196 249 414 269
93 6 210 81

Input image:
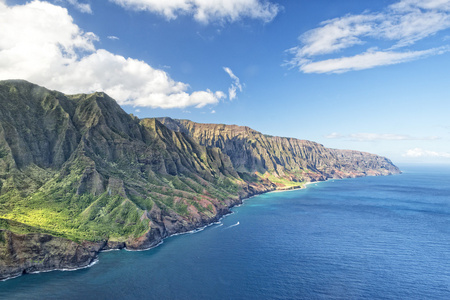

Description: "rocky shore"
0 182 275 281
0 172 398 281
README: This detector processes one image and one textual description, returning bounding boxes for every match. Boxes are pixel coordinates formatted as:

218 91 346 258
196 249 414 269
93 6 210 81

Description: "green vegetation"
0 80 400 247
0 218 58 237
262 173 304 188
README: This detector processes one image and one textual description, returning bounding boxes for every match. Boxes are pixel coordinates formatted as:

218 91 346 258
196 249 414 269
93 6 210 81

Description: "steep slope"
0 80 252 279
158 118 401 185
0 80 400 280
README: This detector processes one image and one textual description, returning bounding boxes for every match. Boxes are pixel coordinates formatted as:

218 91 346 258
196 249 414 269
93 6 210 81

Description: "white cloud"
391 0 450 12
109 0 280 24
300 47 449 74
325 132 440 141
107 35 119 40
223 67 242 100
324 132 343 139
292 14 381 59
287 0 450 73
67 0 92 14
403 148 450 158
0 1 225 109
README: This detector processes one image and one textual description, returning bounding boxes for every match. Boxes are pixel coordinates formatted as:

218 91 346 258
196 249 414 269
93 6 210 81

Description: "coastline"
0 181 273 281
0 172 401 281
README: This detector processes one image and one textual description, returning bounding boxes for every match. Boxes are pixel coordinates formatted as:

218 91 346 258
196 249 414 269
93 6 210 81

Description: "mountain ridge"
158 117 399 182
0 80 400 280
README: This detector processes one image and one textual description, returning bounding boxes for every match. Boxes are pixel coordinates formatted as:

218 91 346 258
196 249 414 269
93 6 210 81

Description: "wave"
1 273 22 282
24 258 100 277
59 259 99 271
124 240 164 252
100 248 122 253
226 221 240 229
171 225 208 237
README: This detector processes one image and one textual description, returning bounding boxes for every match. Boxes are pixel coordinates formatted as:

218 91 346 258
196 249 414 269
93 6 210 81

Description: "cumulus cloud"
107 35 119 40
287 0 450 73
403 148 450 158
223 67 242 100
109 0 280 24
325 132 440 141
0 1 225 109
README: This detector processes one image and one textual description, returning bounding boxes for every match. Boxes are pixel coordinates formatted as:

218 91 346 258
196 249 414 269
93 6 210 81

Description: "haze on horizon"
1 0 449 165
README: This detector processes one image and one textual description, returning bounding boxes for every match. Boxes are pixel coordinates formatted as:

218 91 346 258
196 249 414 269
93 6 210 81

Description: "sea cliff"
0 80 400 280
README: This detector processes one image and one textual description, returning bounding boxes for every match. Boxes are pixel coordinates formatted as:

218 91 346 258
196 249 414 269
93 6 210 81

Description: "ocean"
1 164 449 299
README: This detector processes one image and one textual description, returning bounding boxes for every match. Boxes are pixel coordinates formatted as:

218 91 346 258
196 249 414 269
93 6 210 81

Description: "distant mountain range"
0 80 400 280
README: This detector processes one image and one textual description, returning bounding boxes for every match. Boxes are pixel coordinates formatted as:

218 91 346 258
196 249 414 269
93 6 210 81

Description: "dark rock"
0 230 100 281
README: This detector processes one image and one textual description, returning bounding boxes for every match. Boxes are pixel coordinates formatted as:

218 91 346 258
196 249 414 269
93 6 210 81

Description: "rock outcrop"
0 229 102 280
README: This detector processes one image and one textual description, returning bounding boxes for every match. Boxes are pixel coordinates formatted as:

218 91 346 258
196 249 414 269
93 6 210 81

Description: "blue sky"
1 0 450 164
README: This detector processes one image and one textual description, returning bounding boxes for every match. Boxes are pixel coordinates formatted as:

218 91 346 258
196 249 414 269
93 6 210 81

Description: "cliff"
0 219 103 279
0 80 400 280
158 118 400 183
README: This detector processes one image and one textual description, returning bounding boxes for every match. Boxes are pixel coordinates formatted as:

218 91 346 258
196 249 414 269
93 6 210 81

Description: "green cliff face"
158 118 401 184
0 80 245 247
0 80 400 279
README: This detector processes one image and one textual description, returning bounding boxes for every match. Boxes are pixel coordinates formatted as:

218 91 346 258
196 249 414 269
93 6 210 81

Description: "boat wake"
226 221 240 229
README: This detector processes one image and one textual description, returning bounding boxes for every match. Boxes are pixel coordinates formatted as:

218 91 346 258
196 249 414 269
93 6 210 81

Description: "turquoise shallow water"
1 165 450 299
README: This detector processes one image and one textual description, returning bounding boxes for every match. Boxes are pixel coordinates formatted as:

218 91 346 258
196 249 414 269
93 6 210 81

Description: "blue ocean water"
1 165 450 299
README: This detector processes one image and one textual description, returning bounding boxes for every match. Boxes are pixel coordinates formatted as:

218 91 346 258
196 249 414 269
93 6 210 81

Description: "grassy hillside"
0 80 400 248
0 80 245 245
